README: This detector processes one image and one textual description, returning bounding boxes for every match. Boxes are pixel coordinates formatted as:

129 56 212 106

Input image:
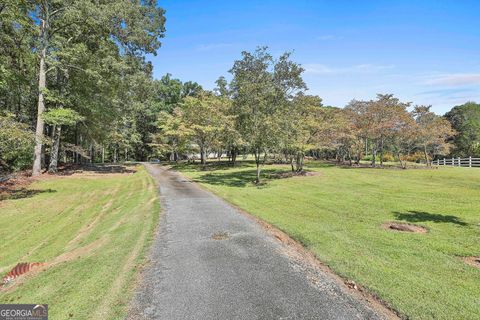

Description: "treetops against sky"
150 0 480 114
0 1 478 174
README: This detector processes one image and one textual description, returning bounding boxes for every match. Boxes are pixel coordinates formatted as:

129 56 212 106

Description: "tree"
0 1 37 121
413 105 455 166
346 94 411 167
214 76 230 97
179 92 230 166
229 47 306 183
0 113 34 172
42 108 84 172
445 102 480 157
29 0 166 175
389 111 417 169
154 109 193 162
280 94 323 172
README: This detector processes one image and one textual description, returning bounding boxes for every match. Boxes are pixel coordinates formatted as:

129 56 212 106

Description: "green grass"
175 160 480 320
0 166 159 320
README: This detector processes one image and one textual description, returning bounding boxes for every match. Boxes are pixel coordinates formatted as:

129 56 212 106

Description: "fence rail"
433 157 480 167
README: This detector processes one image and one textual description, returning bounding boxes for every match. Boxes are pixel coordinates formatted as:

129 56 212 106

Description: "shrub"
0 113 34 172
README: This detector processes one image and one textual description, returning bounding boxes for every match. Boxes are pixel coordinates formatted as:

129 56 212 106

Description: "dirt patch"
382 222 428 233
463 256 480 269
0 171 35 202
211 232 229 240
2 262 46 284
269 170 320 179
0 238 107 292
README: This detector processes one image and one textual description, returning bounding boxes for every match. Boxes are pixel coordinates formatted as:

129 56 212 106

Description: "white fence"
433 157 480 167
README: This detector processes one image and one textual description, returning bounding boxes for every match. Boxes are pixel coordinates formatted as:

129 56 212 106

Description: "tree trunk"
371 145 377 167
113 148 117 163
254 148 261 184
200 145 206 166
102 147 105 163
32 19 48 176
379 138 384 167
231 148 237 167
423 145 430 167
396 152 407 169
48 125 61 173
295 152 304 172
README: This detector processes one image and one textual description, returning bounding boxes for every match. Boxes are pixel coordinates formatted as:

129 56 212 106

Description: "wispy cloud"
195 43 234 51
425 73 480 86
417 88 475 97
304 63 395 75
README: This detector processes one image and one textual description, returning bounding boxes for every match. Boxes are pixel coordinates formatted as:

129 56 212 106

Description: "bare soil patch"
1 238 106 292
463 256 480 269
269 170 320 179
382 222 428 233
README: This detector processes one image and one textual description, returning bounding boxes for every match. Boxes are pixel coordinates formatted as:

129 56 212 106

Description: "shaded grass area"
0 166 159 320
175 160 480 320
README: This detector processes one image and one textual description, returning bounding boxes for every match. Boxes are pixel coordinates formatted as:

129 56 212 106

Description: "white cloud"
304 63 394 75
425 73 480 86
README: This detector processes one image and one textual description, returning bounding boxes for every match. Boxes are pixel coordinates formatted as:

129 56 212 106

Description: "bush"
0 113 34 172
381 152 395 162
405 151 425 163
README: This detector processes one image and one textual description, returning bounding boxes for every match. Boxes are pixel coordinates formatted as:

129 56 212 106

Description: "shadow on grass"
191 168 299 188
57 164 136 175
393 210 468 226
0 188 56 201
170 160 254 172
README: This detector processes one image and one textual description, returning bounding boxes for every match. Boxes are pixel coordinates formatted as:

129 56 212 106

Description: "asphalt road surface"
128 164 387 320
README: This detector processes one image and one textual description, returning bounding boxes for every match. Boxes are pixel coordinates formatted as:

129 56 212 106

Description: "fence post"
458 157 461 167
452 157 454 166
469 156 472 168
443 158 446 165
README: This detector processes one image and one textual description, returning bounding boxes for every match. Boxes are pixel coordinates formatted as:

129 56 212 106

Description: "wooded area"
1 1 480 183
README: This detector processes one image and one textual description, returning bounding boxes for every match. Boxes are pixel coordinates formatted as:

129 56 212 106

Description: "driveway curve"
128 164 387 320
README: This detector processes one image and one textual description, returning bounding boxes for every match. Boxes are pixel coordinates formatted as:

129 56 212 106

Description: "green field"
0 166 159 320
175 161 480 320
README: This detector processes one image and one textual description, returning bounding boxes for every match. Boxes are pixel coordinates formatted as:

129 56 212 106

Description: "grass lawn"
0 166 159 320
175 161 480 320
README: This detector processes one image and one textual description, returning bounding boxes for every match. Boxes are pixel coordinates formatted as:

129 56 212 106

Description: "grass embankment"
175 161 480 320
0 166 159 320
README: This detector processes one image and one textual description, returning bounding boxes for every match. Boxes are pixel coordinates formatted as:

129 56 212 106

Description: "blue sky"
149 0 480 114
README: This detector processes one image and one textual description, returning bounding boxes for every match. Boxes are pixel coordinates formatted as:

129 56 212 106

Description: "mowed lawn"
0 166 159 320
176 161 480 320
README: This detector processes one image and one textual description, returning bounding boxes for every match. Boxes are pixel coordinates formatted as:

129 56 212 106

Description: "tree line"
153 47 461 182
1 2 479 181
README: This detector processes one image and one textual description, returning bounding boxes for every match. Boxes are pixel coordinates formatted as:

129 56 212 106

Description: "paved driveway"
128 164 386 320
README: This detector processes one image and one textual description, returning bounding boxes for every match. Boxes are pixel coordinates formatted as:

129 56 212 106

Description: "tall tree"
413 105 455 166
29 0 165 175
445 102 480 157
346 94 411 167
42 108 84 172
179 92 230 166
230 47 306 183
